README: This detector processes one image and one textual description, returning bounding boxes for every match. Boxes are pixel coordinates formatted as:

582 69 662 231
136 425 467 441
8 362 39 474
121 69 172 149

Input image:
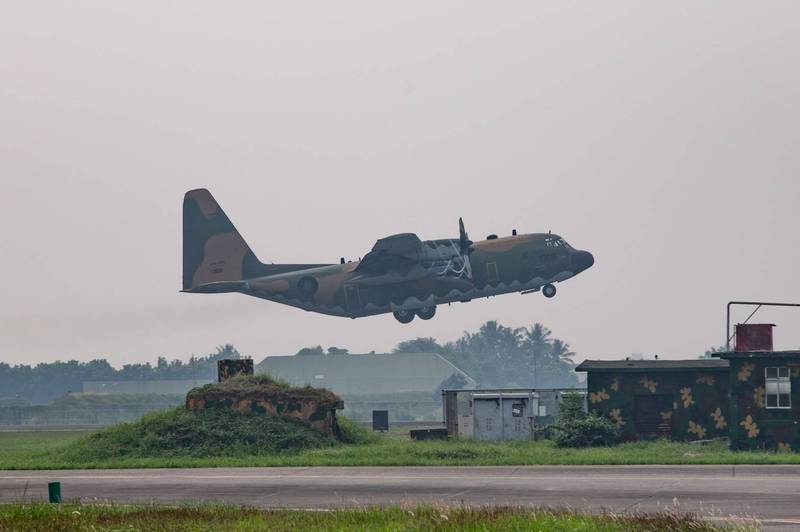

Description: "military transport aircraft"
182 189 594 323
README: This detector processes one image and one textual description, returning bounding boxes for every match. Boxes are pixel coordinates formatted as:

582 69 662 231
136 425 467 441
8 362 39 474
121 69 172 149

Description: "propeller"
458 217 474 255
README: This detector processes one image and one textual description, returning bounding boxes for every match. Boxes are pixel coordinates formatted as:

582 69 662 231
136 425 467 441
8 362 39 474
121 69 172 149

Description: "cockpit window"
545 236 569 248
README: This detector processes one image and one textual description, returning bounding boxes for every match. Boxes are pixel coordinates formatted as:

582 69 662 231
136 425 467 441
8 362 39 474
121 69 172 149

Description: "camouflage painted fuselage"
240 234 589 317
182 189 594 320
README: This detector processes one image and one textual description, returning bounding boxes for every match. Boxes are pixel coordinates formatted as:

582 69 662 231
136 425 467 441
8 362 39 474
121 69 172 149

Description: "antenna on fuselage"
458 217 474 255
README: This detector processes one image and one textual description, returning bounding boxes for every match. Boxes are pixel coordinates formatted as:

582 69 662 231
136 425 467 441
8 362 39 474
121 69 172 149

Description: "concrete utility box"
735 323 775 352
472 392 537 441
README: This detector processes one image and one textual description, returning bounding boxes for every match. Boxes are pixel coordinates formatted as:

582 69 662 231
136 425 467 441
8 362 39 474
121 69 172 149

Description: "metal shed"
442 387 586 440
472 392 537 441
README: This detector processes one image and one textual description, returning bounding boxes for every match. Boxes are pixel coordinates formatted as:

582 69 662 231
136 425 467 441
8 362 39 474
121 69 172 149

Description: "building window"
765 367 791 409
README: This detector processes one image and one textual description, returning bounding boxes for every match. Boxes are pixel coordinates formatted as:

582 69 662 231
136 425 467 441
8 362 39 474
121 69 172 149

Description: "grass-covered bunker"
186 375 344 437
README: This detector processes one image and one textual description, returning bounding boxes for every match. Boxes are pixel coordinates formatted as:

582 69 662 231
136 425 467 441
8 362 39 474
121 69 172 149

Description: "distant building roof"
83 380 213 395
256 353 475 395
575 359 729 373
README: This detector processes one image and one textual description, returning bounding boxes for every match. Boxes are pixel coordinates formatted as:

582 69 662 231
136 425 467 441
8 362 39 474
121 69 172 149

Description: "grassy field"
0 503 756 531
2 429 800 469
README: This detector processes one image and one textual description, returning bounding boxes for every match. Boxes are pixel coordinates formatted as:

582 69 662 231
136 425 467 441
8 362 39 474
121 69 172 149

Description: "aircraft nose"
572 250 594 272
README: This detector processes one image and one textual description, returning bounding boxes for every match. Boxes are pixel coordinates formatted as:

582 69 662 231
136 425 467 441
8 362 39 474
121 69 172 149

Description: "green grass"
2 428 800 469
19 407 376 467
61 407 344 460
0 431 87 459
0 503 755 531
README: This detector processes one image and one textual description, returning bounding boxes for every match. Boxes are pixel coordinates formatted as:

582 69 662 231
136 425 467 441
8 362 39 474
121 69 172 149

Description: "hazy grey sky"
2 2 799 366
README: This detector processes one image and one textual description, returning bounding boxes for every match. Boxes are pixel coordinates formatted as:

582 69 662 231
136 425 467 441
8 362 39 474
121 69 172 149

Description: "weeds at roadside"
0 503 760 531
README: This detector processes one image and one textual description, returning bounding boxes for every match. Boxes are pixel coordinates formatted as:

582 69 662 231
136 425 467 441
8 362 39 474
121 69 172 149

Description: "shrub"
550 392 618 448
63 407 338 459
335 416 377 445
550 414 618 448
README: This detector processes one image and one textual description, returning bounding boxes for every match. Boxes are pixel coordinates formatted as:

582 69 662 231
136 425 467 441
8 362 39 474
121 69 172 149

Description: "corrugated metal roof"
575 359 729 372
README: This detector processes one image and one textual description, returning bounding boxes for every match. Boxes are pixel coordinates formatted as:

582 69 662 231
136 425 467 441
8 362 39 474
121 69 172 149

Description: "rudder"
182 189 265 290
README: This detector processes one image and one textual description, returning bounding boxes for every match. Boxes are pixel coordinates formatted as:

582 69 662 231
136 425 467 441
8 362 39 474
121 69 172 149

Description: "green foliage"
551 414 619 448
550 394 618 448
335 416 378 444
393 337 445 354
0 504 735 532
5 431 800 469
0 344 242 405
433 372 470 399
558 392 586 423
62 407 337 460
294 345 351 356
393 322 580 388
702 345 728 358
187 374 340 407
295 345 324 356
191 374 292 394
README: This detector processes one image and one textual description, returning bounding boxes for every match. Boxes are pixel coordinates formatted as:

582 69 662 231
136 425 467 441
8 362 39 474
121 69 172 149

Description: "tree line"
2 320 581 405
0 345 240 405
299 321 581 389
393 321 579 389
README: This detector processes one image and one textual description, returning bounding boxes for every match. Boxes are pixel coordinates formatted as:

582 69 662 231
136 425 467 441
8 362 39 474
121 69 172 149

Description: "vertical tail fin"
182 189 265 291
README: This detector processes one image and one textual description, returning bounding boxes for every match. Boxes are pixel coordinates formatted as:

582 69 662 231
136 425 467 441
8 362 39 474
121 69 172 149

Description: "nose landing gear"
542 284 557 298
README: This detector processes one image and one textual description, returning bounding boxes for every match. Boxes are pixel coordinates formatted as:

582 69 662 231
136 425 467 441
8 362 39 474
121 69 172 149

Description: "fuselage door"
486 262 499 284
344 284 361 312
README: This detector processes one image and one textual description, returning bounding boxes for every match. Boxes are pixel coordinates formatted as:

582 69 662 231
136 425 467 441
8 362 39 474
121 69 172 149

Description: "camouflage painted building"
715 350 800 451
576 359 730 441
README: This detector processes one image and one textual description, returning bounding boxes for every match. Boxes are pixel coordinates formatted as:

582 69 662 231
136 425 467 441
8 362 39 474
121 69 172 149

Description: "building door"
634 394 673 437
473 398 503 440
502 398 535 440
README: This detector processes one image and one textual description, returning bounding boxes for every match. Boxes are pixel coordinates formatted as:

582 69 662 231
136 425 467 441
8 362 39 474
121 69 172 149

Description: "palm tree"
521 323 553 387
550 339 575 364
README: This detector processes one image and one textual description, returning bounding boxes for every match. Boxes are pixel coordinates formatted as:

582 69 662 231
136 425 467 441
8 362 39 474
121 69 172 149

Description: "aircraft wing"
355 233 423 274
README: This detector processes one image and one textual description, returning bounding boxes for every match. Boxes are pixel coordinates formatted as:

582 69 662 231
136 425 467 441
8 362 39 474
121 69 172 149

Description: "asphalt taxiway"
2 465 799 529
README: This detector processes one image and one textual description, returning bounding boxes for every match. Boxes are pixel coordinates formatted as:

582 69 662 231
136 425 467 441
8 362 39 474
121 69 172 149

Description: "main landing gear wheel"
393 309 415 324
542 284 557 298
416 306 436 320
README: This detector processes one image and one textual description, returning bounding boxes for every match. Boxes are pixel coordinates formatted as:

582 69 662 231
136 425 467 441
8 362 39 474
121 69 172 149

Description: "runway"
2 465 800 528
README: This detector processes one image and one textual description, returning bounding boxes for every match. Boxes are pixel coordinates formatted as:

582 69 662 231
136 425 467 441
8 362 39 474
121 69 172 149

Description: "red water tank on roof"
735 323 775 351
